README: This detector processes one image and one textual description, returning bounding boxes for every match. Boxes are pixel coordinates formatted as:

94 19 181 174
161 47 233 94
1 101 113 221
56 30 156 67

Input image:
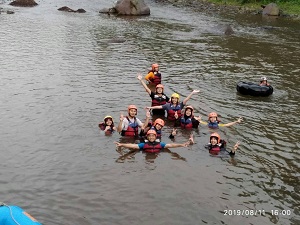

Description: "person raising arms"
173 105 202 129
146 90 200 121
115 130 192 153
137 74 169 116
117 105 150 137
205 132 240 156
199 112 243 129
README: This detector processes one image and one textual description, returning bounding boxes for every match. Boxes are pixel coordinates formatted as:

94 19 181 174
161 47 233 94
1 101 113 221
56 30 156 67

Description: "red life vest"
167 104 182 121
149 71 162 85
121 117 139 137
151 94 167 107
208 140 226 151
99 123 114 133
210 145 221 151
180 117 193 129
143 141 162 153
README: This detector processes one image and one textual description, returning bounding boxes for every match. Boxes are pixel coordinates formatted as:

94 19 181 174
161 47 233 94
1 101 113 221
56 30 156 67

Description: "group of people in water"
99 63 244 157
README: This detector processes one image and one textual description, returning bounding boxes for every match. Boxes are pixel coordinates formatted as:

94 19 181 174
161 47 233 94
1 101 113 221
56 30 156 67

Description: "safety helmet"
171 93 180 99
260 76 267 82
156 84 164 90
208 112 218 120
128 105 138 114
104 115 113 121
146 129 157 137
210 132 221 144
185 105 194 116
185 105 194 111
152 63 159 70
154 118 165 127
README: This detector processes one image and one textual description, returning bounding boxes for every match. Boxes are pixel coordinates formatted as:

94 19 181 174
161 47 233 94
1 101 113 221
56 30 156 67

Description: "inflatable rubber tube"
236 81 273 97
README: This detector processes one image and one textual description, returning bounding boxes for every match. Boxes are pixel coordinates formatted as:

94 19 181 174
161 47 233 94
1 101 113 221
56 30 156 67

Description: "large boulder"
114 0 150 16
262 3 280 16
9 0 38 7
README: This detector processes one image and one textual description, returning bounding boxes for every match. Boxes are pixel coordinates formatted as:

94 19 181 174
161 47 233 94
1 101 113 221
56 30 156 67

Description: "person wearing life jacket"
144 63 162 85
173 105 201 129
117 105 150 137
146 90 200 121
199 112 243 129
99 115 116 134
205 132 240 156
259 76 270 86
141 118 165 141
115 130 192 153
137 74 169 115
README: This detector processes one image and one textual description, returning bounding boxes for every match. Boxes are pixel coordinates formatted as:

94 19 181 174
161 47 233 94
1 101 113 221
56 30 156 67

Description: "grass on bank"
207 0 300 15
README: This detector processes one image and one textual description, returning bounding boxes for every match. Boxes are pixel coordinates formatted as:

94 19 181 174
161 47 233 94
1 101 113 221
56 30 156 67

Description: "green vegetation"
207 0 300 15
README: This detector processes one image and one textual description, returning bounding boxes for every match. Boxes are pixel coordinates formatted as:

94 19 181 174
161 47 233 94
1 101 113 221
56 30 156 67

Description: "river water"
0 0 299 224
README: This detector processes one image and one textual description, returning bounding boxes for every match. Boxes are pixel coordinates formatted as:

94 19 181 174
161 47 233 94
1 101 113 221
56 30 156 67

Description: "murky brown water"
0 0 299 224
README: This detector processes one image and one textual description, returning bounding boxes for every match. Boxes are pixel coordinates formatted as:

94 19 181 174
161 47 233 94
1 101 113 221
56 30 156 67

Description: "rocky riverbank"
155 0 300 19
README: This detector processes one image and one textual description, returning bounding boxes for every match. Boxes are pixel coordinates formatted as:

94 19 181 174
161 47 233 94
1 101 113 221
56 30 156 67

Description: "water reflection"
115 148 187 163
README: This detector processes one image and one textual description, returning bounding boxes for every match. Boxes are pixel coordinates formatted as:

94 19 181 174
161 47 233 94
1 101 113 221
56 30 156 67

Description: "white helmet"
260 76 267 81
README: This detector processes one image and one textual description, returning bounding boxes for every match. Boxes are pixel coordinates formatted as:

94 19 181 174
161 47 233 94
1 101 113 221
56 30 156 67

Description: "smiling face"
210 137 218 145
128 109 137 117
105 118 113 126
147 133 157 142
171 97 178 104
155 124 162 130
156 87 163 94
185 108 192 117
209 116 217 123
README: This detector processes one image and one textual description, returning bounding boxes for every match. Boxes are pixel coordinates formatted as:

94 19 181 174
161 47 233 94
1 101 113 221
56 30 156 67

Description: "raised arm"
230 141 240 154
146 105 163 110
137 74 151 94
221 117 243 127
115 142 140 149
165 139 191 148
193 115 202 123
183 90 200 105
193 115 207 125
117 113 125 132
142 111 151 130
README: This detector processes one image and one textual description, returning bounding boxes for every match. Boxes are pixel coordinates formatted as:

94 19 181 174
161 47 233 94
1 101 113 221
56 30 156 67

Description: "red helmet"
208 112 218 120
210 132 221 144
154 118 165 127
152 63 159 70
156 84 164 90
128 105 137 114
147 129 157 137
